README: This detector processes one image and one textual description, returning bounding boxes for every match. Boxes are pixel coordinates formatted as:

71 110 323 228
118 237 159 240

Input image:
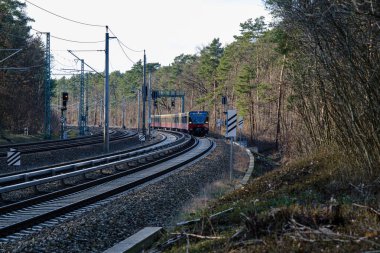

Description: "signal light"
152 90 158 99
222 96 227 105
62 92 69 110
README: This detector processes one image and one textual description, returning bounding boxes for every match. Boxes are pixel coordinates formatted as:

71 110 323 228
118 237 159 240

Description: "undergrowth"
158 148 380 252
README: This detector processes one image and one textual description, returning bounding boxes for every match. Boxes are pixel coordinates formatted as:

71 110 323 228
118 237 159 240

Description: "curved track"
0 132 214 238
0 129 135 158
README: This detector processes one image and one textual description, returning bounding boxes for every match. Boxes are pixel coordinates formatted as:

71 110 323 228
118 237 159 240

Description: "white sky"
25 0 271 76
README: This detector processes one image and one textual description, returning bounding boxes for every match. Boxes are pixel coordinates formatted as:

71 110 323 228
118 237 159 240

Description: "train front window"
189 112 208 124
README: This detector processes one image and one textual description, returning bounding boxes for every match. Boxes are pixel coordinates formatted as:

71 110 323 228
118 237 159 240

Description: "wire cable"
31 28 104 44
0 63 44 71
108 27 144 53
52 57 75 69
116 39 136 65
0 27 30 39
25 0 105 28
0 49 22 63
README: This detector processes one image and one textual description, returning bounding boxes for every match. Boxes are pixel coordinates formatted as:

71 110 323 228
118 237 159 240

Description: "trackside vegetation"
159 147 380 252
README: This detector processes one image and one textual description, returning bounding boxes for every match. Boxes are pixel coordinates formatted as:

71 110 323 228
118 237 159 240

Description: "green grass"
0 130 45 144
0 128 80 145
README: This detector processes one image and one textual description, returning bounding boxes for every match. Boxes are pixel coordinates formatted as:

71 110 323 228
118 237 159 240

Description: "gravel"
0 133 162 175
0 138 249 253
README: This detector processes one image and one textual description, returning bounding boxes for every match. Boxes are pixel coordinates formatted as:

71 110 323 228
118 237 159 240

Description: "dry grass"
160 147 380 252
175 144 250 224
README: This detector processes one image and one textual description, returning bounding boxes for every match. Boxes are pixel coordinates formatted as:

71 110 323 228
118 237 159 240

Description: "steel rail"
0 137 214 237
0 127 106 148
0 132 166 179
0 132 184 190
0 129 134 157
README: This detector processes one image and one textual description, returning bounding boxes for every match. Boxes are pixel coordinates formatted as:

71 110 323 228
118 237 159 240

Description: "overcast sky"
25 0 271 76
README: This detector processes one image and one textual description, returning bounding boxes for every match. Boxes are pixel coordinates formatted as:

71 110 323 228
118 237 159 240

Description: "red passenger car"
151 111 209 136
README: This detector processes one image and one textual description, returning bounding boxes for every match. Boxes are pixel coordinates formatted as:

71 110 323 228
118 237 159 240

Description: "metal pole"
85 73 89 132
44 32 51 139
100 98 103 127
60 109 64 139
104 26 110 152
181 95 185 113
230 137 233 181
79 59 85 135
142 50 147 136
122 96 126 129
137 89 140 133
148 71 152 138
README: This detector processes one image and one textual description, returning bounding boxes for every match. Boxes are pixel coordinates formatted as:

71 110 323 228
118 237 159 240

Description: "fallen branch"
229 227 246 242
148 233 186 253
171 232 225 240
353 203 380 217
176 208 234 226
288 219 380 247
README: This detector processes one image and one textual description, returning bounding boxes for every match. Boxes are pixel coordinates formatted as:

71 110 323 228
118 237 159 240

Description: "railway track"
0 131 214 239
0 128 134 158
0 130 165 179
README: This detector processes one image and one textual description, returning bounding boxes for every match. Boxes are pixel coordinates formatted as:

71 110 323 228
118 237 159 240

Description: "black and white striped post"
7 148 21 166
139 133 146 143
226 109 237 181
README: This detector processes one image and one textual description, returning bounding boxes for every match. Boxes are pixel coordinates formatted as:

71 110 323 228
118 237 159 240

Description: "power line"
0 27 30 39
108 27 144 53
31 28 104 44
25 0 105 28
0 49 22 63
52 57 75 69
67 50 104 53
116 39 136 65
0 63 44 71
0 49 21 51
67 50 104 77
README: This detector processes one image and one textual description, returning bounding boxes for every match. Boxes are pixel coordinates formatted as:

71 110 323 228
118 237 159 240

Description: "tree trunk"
275 54 286 150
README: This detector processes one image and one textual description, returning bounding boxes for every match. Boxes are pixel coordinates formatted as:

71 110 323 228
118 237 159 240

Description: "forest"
1 0 379 182
0 0 45 134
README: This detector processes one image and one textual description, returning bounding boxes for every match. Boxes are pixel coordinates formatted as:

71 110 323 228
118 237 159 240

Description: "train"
151 111 209 136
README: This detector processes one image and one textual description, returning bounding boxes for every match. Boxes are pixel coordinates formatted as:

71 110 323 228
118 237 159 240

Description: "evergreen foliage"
0 0 45 134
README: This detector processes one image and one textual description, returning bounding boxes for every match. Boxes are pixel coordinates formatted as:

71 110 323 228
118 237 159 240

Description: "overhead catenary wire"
0 63 44 71
52 57 76 69
0 27 31 39
25 0 105 28
0 49 22 63
116 39 136 65
108 27 144 53
23 1 147 74
67 50 104 78
63 50 104 52
31 28 104 44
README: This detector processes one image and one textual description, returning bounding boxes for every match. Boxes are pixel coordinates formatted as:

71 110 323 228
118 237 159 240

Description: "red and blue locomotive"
151 111 209 136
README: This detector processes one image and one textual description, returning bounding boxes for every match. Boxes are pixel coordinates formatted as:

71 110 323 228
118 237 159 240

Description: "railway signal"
222 96 227 105
62 92 68 110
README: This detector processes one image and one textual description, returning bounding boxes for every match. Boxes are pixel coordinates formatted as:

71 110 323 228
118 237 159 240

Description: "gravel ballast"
0 138 249 253
0 134 162 175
